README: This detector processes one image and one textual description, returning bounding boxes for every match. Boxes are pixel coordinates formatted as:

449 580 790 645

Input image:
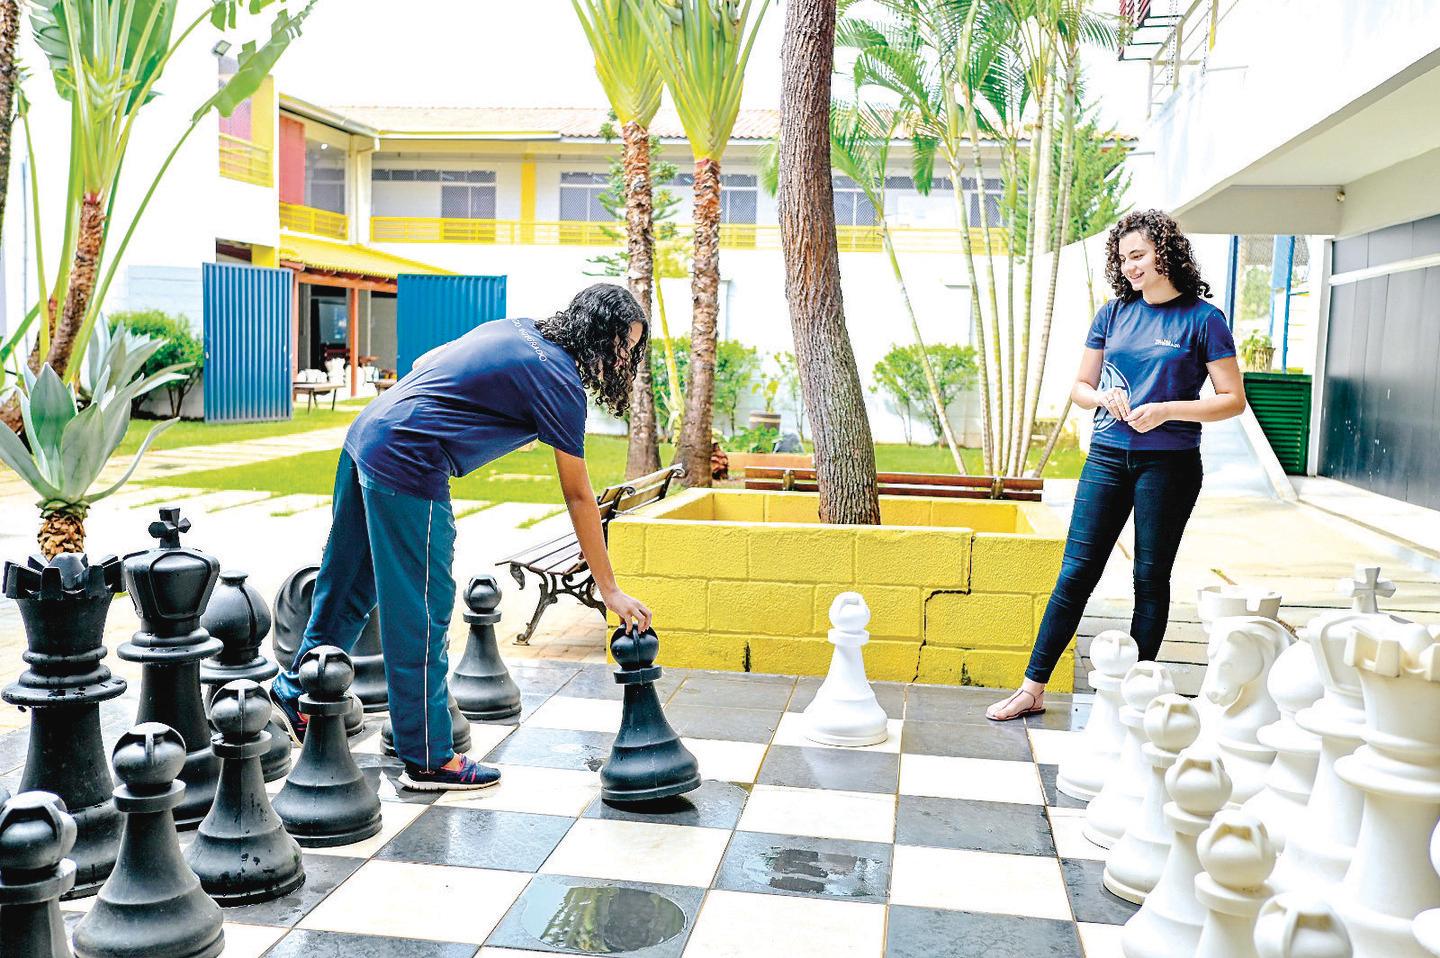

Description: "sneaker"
268 686 308 745
398 755 502 792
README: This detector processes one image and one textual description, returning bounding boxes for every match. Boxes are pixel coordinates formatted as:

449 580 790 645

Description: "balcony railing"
218 134 270 187
280 202 349 241
1122 0 1246 117
371 216 1008 255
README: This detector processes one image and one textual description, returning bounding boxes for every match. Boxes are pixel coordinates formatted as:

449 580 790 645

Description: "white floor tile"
540 818 730 887
435 763 600 817
898 754 1045 805
683 738 769 784
1027 728 1082 766
737 784 896 844
1049 809 1107 861
216 922 287 958
682 889 886 958
304 801 425 859
463 722 517 757
480 949 561 958
770 712 902 754
525 695 624 732
1078 921 1127 958
890 844 1072 920
300 860 528 943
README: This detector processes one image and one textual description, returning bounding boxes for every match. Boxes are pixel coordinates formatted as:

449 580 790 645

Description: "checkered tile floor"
1 663 1136 958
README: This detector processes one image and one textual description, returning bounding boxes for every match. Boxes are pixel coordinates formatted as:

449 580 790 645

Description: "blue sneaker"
268 686 308 745
399 755 502 792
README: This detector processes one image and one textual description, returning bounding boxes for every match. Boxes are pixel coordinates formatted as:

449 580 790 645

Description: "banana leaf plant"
0 322 185 558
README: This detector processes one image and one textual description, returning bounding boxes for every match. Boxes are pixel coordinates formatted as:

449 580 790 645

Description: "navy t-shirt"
1085 293 1236 451
345 317 587 500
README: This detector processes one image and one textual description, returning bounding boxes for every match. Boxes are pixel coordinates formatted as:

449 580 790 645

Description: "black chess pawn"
450 575 521 720
0 791 77 958
2 553 127 898
350 612 388 712
199 571 291 783
118 508 223 830
186 680 305 905
73 724 225 958
271 647 381 847
380 690 472 757
600 627 701 804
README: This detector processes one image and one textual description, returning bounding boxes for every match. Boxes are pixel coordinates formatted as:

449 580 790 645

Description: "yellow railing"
372 216 1007 255
218 134 270 187
280 202 349 241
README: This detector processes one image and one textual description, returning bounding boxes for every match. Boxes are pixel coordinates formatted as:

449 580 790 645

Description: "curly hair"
1105 209 1213 302
535 283 648 418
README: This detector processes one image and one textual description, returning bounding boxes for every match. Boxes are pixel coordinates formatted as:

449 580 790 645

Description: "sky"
268 0 1150 135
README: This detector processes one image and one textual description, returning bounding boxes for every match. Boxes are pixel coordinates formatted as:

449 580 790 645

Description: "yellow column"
252 245 279 268
251 75 276 187
519 159 536 244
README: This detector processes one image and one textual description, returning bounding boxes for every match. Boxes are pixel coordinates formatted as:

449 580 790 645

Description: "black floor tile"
487 874 704 958
265 929 479 958
481 727 614 771
885 905 1082 958
582 780 750 830
756 745 899 794
670 675 796 711
223 853 365 928
894 796 1055 856
1026 700 1092 732
900 720 1032 761
903 686 1011 724
374 806 573 871
356 754 442 805
713 830 891 903
1061 857 1139 925
663 705 782 744
1038 765 1088 810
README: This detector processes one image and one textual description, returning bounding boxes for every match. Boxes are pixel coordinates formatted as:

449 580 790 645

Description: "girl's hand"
604 588 652 634
1125 402 1171 433
1099 387 1131 421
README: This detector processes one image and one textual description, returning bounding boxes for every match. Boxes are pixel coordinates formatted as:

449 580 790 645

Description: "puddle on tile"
522 883 687 953
741 845 886 898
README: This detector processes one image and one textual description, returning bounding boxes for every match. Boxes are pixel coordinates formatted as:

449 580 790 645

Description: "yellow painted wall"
606 489 1073 692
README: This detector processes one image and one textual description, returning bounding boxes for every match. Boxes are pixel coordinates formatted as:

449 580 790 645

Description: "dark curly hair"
535 283 648 418
1105 209 1213 302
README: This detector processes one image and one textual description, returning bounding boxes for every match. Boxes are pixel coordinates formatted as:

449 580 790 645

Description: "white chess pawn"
802 593 888 747
1105 693 1201 904
1254 894 1353 958
1207 616 1291 806
1196 586 1283 748
1058 630 1139 802
1194 810 1278 958
1242 635 1322 851
1415 819 1440 956
1086 662 1175 849
1122 747 1232 958
1333 620 1440 958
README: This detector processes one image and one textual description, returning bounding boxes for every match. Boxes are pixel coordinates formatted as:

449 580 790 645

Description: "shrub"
871 343 977 445
108 310 204 418
650 336 762 437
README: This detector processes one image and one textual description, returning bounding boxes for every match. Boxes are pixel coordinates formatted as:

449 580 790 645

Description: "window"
305 141 345 213
440 171 497 219
833 176 877 227
559 171 612 222
962 176 1005 226
667 173 758 224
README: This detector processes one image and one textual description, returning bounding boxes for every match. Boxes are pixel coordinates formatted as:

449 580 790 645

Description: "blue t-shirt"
1085 293 1236 451
345 317 587 500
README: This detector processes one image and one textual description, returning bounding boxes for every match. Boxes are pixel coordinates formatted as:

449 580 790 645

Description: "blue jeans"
272 450 457 769
1025 443 1203 684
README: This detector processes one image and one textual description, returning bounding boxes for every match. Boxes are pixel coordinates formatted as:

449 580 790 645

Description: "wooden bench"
500 464 685 645
743 466 1044 502
292 381 342 412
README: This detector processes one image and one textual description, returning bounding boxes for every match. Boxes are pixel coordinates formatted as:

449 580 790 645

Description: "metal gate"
202 262 293 422
395 274 507 375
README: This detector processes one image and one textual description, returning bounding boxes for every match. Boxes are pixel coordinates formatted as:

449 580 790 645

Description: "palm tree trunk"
44 191 105 380
966 107 1005 478
780 0 878 525
621 120 661 479
1012 61 1054 475
0 0 19 244
39 509 85 559
1032 187 1097 478
676 156 721 486
947 155 994 474
881 215 966 474
1004 139 1019 473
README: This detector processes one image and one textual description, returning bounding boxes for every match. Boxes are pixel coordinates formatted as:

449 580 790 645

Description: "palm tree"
574 0 666 478
630 0 771 487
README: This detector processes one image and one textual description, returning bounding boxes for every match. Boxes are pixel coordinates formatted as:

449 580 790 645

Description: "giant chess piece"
1206 616 1291 806
1058 630 1139 802
118 508 223 830
1332 619 1440 958
1254 894 1353 958
600 626 701 804
1338 564 1395 615
1415 818 1440 956
199 570 292 782
350 612 388 712
1 554 126 898
1194 811 1278 958
186 680 305 905
1241 632 1322 852
272 563 369 739
1121 747 1232 958
1269 608 1409 895
1105 693 1201 904
1084 661 1175 849
381 691 473 756
1196 586 1283 749
73 724 225 958
450 575 522 721
271 647 381 847
803 593 889 747
0 791 77 958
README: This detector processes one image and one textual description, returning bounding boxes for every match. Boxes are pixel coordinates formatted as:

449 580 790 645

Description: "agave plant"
0 323 185 558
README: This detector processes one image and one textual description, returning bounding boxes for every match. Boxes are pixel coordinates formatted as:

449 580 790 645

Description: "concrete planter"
607 488 1072 690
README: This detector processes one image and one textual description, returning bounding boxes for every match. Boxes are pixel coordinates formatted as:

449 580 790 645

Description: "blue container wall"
202 262 293 422
396 274 507 375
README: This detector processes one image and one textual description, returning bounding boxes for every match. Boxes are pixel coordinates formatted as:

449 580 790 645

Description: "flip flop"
986 689 1045 722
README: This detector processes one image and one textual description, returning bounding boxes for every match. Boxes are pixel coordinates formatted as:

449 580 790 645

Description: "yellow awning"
279 231 452 279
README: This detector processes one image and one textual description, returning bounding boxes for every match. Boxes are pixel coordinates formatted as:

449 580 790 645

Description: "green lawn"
142 433 1084 503
117 401 367 457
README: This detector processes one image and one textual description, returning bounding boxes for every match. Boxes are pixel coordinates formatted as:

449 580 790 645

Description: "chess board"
1 662 1137 958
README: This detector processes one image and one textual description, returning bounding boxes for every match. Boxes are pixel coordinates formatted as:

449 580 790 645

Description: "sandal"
985 688 1045 722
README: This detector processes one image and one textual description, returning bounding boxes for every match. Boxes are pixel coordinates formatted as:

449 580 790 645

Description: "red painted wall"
279 115 305 205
